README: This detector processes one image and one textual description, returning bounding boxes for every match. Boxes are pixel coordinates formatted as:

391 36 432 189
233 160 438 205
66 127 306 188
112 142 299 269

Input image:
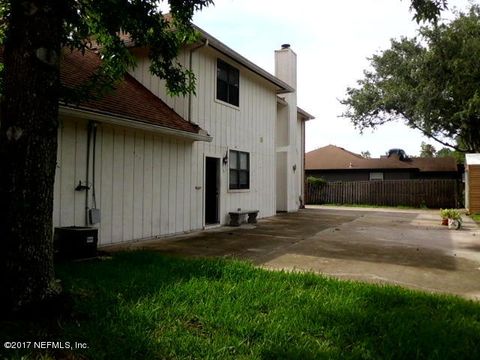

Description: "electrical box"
89 208 101 224
54 226 98 260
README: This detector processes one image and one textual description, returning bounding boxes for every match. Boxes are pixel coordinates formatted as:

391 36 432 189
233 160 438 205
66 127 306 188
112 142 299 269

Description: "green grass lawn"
471 213 480 224
2 251 480 359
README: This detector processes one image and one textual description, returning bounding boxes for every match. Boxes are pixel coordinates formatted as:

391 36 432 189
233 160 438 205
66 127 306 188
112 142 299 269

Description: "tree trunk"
0 1 63 314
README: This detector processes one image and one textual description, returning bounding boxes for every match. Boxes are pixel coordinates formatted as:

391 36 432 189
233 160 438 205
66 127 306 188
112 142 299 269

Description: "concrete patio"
104 206 480 300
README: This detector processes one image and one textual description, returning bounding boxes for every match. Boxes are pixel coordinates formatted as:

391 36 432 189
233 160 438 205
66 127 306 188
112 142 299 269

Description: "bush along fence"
305 179 460 208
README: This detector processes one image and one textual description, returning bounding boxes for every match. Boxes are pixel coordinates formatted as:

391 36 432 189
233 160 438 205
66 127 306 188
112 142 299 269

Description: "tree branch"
397 110 465 151
409 122 465 152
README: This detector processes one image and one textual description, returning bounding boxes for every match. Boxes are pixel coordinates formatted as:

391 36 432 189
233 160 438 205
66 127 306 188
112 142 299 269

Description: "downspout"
85 120 98 226
188 39 209 122
91 122 98 211
85 121 92 226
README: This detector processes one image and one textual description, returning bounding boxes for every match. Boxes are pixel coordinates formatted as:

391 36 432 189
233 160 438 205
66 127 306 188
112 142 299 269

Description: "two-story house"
52 24 314 245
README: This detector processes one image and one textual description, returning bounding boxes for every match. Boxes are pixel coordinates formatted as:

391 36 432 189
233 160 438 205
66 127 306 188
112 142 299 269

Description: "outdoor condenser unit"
54 226 98 260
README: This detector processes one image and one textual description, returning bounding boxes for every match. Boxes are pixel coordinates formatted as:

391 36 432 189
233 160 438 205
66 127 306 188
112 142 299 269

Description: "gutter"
297 106 315 121
59 106 213 142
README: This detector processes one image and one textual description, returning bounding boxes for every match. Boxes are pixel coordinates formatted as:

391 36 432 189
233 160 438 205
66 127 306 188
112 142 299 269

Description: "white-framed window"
217 59 239 107
229 150 249 189
369 172 384 181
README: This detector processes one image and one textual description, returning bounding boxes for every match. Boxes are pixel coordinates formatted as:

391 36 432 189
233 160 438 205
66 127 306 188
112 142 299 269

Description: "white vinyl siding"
53 117 198 245
130 46 278 226
53 45 280 245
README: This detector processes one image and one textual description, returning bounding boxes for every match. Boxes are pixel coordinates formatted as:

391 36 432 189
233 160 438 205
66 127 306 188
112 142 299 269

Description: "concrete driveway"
105 206 480 300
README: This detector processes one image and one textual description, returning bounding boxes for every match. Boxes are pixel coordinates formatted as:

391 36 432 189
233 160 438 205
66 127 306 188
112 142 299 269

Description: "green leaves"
342 5 480 153
35 0 214 101
409 0 448 23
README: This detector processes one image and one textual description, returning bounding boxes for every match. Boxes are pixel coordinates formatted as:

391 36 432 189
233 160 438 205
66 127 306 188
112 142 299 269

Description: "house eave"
297 106 315 121
59 105 213 142
276 96 288 106
193 25 294 94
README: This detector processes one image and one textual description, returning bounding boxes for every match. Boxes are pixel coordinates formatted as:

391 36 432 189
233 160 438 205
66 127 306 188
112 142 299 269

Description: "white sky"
189 0 473 157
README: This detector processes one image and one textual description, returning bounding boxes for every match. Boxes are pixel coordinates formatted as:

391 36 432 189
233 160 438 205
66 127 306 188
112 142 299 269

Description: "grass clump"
471 213 480 224
1 251 480 359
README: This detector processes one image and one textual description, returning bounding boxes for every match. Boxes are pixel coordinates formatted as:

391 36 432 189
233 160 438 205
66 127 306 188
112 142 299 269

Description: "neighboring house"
52 27 314 245
465 154 480 214
305 145 459 182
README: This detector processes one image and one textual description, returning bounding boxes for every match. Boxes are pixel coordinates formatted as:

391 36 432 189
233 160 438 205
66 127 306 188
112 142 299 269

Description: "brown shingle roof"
306 145 457 172
60 49 203 135
306 145 365 170
409 157 458 172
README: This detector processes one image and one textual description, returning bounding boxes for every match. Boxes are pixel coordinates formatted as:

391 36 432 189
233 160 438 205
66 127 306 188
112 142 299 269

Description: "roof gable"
60 49 205 136
306 145 364 170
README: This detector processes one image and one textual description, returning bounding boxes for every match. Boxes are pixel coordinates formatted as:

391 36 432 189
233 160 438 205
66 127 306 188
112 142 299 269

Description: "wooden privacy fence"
305 179 460 208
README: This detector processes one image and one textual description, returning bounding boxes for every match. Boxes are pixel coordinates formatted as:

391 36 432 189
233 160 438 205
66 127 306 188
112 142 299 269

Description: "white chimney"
275 44 297 89
275 45 299 212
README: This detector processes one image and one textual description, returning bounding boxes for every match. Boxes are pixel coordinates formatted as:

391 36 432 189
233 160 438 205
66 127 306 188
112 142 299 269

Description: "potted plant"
440 209 462 229
440 209 449 225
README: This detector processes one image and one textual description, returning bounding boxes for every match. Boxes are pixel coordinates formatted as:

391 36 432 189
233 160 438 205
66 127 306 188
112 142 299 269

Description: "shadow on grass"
1 251 480 359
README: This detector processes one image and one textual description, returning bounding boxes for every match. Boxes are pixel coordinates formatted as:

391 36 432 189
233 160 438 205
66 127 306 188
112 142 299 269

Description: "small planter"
440 209 462 230
448 218 461 230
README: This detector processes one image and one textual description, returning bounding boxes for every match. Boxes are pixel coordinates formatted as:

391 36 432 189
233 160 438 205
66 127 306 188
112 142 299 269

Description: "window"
217 59 239 106
369 172 384 181
229 150 249 189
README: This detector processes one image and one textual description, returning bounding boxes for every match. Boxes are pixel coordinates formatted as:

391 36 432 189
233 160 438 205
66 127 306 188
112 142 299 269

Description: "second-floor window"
217 59 239 107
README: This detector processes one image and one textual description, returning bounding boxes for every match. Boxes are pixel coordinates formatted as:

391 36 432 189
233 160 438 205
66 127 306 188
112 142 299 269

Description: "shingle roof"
306 145 457 172
60 49 204 135
408 157 458 172
305 145 364 170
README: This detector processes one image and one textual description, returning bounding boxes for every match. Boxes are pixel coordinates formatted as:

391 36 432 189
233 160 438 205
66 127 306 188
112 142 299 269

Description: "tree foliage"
436 147 465 163
341 5 480 153
361 150 371 159
0 0 212 98
420 142 436 157
419 141 465 162
409 0 448 22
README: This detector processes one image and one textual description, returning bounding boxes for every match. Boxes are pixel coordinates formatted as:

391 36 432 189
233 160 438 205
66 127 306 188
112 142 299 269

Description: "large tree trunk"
0 1 63 314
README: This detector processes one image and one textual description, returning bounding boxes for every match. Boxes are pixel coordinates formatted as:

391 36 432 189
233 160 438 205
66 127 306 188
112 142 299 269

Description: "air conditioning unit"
54 226 98 260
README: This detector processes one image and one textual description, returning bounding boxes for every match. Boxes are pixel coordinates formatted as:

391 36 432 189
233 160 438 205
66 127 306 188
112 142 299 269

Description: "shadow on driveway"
104 207 480 299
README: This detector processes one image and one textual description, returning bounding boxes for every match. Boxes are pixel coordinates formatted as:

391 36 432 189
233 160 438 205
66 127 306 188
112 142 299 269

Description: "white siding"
53 118 197 245
131 47 278 226
53 45 280 245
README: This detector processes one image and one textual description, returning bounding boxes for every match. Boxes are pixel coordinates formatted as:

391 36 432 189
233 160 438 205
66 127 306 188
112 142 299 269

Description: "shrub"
307 176 327 187
440 208 462 222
